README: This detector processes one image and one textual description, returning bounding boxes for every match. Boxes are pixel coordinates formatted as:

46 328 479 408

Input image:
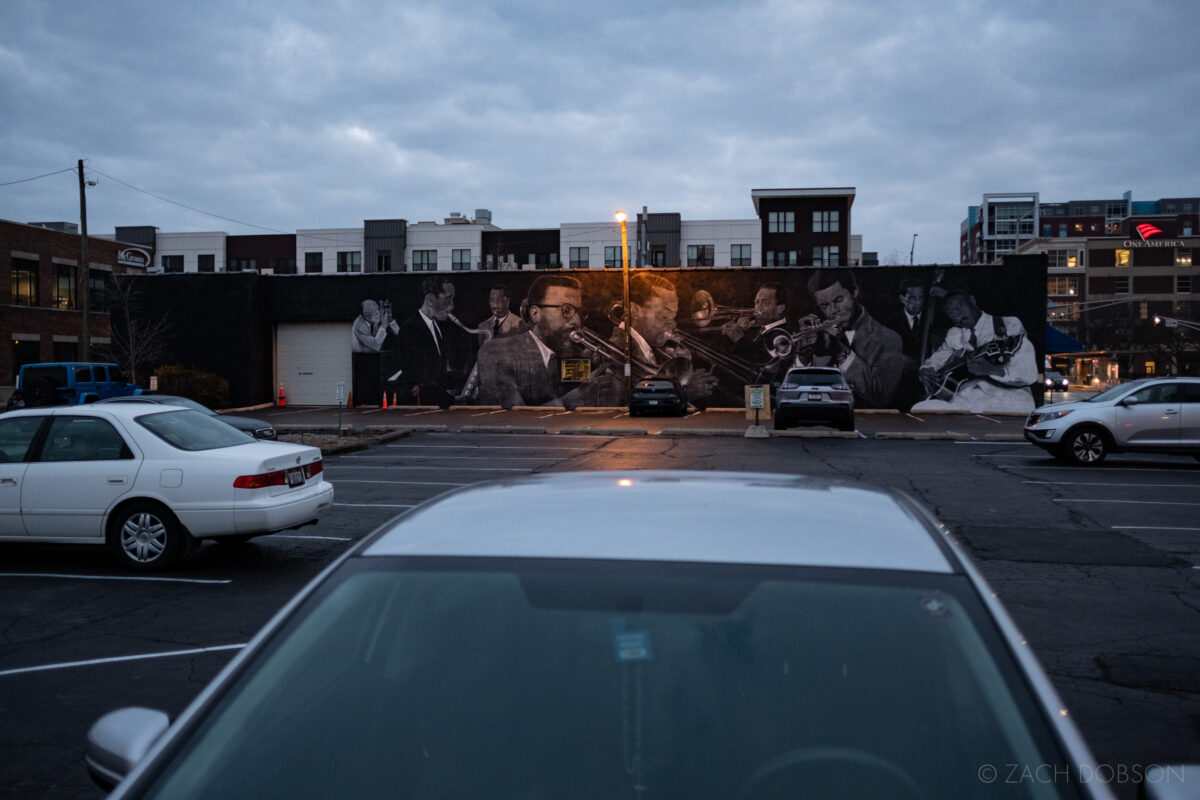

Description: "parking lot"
1 429 1198 798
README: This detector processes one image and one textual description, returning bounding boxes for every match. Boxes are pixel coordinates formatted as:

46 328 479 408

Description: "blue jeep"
6 362 150 410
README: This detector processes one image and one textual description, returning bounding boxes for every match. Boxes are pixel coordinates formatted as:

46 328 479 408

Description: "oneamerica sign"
1122 239 1184 248
117 247 152 267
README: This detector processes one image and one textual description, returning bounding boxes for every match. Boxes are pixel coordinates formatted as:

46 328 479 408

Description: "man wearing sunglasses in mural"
475 274 623 409
609 273 718 406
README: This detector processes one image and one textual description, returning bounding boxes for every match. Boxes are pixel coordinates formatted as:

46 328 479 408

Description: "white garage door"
276 323 353 406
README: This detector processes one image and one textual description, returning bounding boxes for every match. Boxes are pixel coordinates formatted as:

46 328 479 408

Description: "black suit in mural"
383 313 456 408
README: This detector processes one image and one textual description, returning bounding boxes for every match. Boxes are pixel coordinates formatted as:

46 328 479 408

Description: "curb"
874 431 971 441
459 425 548 435
559 427 648 436
771 429 859 438
659 428 746 437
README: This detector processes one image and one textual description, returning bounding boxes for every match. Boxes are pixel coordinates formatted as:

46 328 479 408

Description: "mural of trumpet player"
792 269 907 409
913 290 1037 414
610 273 719 405
381 276 460 409
475 274 624 409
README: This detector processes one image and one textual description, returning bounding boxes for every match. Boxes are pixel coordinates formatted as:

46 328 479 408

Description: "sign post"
744 384 770 438
335 381 345 430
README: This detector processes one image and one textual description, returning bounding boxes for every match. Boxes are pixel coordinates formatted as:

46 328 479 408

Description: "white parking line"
1024 481 1199 488
1053 498 1200 506
333 503 413 509
272 534 355 540
320 475 470 484
0 644 246 678
0 572 231 585
972 414 1006 424
385 443 600 450
1113 526 1200 532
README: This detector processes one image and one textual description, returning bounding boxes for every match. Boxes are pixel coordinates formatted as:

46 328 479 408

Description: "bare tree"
95 275 173 384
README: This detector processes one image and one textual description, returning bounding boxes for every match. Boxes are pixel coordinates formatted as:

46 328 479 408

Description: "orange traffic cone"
381 391 388 410
347 391 353 409
277 381 287 407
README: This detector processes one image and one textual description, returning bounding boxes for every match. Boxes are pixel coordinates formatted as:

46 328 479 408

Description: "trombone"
687 289 756 329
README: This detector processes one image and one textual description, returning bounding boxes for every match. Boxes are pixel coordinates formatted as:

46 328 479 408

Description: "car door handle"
0 477 16 486
107 477 129 484
1162 409 1178 415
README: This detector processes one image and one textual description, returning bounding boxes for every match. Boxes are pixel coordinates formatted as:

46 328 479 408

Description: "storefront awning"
1046 325 1085 354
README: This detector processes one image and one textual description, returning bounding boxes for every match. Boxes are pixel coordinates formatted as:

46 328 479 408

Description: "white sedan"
0 403 333 569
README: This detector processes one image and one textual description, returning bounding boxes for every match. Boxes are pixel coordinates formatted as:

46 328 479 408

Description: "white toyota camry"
0 403 334 569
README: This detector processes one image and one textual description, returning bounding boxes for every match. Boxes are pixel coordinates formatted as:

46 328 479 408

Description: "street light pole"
616 210 631 402
909 233 918 266
78 159 91 360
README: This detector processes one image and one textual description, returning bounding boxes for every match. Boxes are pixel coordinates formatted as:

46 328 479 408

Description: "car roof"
1 404 180 421
362 471 955 573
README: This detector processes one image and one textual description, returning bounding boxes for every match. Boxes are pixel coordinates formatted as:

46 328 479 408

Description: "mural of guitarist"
913 290 1037 414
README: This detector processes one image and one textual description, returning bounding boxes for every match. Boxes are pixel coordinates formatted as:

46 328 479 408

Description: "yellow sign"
561 358 592 382
744 385 771 420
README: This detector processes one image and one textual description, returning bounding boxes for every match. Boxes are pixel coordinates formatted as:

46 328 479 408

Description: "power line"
0 166 77 187
88 169 290 234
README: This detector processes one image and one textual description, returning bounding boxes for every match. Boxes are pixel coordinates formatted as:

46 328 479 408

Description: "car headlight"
1035 409 1073 422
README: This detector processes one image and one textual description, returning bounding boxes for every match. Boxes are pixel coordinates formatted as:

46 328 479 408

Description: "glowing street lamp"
616 210 631 401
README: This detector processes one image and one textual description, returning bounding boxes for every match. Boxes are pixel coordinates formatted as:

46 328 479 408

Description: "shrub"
153 365 231 409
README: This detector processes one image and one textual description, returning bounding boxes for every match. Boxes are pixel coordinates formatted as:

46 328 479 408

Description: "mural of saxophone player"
793 269 907 409
475 274 623 409
913 290 1037 413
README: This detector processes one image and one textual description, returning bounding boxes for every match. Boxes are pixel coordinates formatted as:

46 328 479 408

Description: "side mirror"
1119 395 1140 407
86 707 170 790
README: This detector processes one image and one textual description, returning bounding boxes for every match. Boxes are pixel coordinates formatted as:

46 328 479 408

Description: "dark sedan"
629 378 687 417
97 395 276 439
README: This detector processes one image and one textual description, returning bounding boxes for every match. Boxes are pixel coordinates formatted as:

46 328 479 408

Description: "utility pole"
909 233 918 266
78 159 91 360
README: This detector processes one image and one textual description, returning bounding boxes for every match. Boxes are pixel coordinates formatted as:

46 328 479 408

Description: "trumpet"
448 314 494 402
447 313 494 343
760 317 842 360
688 290 756 329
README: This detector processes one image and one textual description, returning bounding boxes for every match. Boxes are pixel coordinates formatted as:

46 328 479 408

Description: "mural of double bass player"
348 260 1045 414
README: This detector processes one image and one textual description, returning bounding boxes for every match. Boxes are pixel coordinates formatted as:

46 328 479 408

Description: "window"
767 211 794 233
53 340 78 361
89 269 109 312
1184 222 1194 236
228 258 256 272
687 245 714 267
1114 276 1130 294
812 211 840 233
812 246 840 267
1047 276 1079 296
412 250 437 271
1115 249 1131 267
11 258 38 306
377 250 392 272
731 244 751 267
1177 249 1193 267
198 254 215 273
337 251 362 273
271 257 296 274
452 249 471 271
54 264 76 309
604 246 622 269
1058 224 1067 238
1178 275 1193 294
1042 224 1051 236
1046 250 1081 269
569 247 589 269
1139 301 1149 320
304 252 323 273
765 251 797 267
162 255 184 273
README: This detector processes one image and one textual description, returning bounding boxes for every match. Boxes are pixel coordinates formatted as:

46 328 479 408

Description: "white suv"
1023 377 1200 465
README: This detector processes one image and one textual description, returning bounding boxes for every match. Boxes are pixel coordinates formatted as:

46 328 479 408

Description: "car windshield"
140 559 1082 800
1086 381 1146 403
785 370 841 386
136 409 253 450
158 396 218 416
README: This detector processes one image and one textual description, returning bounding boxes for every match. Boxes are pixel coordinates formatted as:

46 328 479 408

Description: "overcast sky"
2 0 1197 264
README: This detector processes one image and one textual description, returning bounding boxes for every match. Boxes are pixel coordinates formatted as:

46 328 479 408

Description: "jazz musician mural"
349 261 1045 414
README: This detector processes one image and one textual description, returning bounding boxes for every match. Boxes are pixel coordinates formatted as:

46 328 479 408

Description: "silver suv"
1024 377 1200 465
774 366 854 431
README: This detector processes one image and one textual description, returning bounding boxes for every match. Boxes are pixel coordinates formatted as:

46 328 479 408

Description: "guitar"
921 333 1025 402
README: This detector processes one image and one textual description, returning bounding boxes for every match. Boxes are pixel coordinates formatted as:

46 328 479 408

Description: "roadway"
0 426 1196 799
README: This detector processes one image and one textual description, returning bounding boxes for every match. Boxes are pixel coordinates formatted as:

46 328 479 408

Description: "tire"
774 416 789 431
1063 427 1109 466
23 378 58 408
109 502 185 570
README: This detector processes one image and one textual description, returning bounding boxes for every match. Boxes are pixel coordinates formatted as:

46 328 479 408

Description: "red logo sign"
1135 223 1164 241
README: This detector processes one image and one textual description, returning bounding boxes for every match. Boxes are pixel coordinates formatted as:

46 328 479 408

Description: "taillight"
233 460 322 489
833 384 850 391
780 383 797 390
